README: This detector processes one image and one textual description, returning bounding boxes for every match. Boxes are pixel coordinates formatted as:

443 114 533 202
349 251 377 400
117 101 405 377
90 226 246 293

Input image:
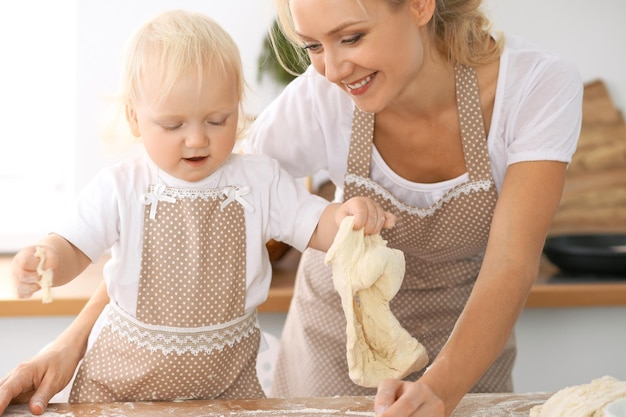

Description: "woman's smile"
345 72 377 95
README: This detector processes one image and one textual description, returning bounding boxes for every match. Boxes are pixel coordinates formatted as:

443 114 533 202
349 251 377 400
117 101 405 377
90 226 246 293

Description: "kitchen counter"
1 248 625 317
3 392 553 417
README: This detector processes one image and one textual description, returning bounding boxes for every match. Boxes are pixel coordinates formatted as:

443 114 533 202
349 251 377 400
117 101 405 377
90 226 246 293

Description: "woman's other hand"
374 378 446 417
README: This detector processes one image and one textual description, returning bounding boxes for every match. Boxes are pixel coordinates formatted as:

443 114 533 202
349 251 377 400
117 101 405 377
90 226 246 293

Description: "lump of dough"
34 246 53 304
325 216 428 387
529 376 626 417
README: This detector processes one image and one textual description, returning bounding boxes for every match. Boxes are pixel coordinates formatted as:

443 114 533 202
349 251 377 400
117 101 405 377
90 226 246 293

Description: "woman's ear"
125 104 141 137
410 0 435 26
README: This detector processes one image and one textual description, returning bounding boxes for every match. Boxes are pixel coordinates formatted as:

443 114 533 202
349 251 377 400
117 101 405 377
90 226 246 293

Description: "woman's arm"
375 160 568 417
0 281 109 415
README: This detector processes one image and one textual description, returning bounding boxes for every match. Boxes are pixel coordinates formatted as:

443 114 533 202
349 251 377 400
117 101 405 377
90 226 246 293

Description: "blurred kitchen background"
0 0 625 396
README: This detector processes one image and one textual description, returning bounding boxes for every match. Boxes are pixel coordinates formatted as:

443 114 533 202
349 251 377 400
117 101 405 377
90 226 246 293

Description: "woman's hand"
374 379 446 417
0 281 109 415
338 196 397 235
0 343 81 415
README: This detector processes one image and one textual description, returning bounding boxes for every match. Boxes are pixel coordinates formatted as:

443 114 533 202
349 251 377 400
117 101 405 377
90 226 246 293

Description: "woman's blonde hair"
273 0 502 70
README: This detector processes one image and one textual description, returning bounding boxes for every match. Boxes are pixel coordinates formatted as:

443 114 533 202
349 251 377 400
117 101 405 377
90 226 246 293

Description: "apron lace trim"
142 184 254 220
345 173 494 218
106 302 259 356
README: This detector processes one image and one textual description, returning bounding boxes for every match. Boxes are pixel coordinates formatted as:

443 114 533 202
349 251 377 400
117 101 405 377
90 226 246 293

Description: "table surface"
3 393 553 417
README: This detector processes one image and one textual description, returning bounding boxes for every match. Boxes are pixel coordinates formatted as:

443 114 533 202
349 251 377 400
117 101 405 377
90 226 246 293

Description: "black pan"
543 234 626 275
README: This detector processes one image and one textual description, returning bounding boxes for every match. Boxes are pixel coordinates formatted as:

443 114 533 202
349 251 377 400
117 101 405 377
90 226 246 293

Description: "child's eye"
207 118 227 126
162 124 182 131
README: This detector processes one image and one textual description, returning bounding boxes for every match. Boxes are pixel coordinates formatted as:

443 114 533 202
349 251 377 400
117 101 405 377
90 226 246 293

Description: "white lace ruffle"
141 184 254 220
106 303 259 356
345 173 494 218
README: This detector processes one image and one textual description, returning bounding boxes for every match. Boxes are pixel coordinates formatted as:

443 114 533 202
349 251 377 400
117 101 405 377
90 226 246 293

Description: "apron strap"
454 64 492 181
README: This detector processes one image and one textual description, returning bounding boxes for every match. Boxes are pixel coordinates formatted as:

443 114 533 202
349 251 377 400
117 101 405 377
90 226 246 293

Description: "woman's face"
289 0 428 113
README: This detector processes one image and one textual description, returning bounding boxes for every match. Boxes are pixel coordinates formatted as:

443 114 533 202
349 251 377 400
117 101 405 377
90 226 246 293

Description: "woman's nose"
323 50 349 84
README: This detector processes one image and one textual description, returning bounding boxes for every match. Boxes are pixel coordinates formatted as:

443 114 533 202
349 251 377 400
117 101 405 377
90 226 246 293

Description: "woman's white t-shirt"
243 34 583 207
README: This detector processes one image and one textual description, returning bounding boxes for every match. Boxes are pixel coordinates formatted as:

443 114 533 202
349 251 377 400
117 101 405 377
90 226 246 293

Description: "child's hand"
337 197 397 235
12 246 58 300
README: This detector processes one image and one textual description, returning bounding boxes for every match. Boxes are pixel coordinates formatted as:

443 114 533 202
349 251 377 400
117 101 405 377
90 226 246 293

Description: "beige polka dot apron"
271 65 515 397
70 183 264 402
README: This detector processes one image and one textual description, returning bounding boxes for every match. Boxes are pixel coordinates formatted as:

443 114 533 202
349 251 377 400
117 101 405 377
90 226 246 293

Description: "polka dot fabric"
137 196 246 327
271 65 515 397
69 186 265 402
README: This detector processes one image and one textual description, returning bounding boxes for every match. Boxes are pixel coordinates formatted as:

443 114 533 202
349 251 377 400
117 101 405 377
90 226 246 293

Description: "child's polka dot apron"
271 65 516 397
69 184 264 402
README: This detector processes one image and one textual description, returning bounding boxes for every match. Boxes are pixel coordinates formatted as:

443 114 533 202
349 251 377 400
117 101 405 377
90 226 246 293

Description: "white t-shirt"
243 34 583 208
55 153 328 316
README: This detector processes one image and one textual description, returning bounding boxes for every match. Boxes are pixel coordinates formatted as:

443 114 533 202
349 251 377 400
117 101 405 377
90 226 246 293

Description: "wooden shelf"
2 250 626 318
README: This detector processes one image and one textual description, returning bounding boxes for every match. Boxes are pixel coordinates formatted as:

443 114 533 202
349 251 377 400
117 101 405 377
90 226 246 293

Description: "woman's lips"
345 72 377 95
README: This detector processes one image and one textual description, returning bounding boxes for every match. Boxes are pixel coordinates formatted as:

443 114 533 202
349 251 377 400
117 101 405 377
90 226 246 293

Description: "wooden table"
3 393 553 416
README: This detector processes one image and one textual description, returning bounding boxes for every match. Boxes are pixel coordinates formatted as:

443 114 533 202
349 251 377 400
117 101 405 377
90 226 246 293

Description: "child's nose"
185 128 208 148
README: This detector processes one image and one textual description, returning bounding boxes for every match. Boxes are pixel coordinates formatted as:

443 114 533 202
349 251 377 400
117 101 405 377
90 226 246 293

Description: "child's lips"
184 156 208 166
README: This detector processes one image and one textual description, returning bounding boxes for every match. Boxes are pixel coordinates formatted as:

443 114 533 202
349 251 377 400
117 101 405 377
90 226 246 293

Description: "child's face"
127 66 239 182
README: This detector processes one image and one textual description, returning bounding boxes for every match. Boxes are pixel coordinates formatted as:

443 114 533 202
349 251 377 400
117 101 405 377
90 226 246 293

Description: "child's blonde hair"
104 9 248 147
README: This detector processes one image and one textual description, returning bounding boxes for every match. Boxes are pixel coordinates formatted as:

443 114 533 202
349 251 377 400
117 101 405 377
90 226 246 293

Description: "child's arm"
12 234 91 300
308 196 397 252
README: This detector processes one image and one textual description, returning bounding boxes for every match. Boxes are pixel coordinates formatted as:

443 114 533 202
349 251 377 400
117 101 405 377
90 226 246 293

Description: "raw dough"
34 246 53 303
529 376 626 417
325 216 428 387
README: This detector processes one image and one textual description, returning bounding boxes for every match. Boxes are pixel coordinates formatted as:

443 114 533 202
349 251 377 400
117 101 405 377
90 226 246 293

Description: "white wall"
483 0 626 111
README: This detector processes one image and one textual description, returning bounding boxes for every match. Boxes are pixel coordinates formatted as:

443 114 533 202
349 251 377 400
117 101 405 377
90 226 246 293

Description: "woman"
245 0 581 415
0 0 582 416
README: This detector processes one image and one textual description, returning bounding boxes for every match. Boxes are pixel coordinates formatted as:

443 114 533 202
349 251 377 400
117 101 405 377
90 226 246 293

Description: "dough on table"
325 216 428 387
529 376 626 417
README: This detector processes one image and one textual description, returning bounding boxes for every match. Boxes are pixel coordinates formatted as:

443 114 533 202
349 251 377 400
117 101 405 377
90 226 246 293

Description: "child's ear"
125 104 141 137
410 0 435 26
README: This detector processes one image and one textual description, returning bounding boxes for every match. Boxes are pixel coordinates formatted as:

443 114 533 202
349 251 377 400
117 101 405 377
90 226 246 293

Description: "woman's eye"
342 34 363 45
303 42 322 53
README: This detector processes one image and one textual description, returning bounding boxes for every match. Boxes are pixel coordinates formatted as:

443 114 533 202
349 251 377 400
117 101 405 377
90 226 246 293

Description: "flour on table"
2 404 72 417
34 246 53 304
325 216 428 387
529 376 626 417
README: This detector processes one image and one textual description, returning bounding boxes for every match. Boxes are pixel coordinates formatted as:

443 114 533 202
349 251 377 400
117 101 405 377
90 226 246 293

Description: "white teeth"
347 74 373 90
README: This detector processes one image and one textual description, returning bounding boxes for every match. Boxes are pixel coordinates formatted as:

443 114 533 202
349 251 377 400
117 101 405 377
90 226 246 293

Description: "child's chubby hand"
11 245 59 299
337 196 397 235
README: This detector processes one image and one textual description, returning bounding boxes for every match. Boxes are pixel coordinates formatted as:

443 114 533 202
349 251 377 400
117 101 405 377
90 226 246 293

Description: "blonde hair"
273 0 503 70
103 9 248 148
